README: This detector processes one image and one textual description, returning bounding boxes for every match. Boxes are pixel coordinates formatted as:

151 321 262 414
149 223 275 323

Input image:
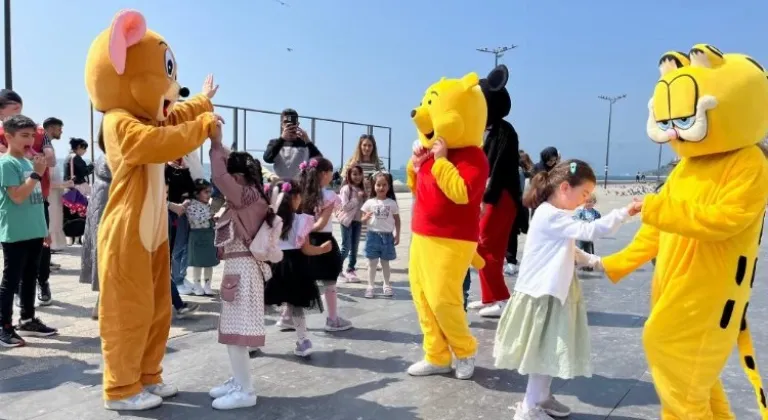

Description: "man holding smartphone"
263 108 322 180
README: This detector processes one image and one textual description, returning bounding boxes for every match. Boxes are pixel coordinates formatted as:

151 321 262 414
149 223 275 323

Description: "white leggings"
227 345 253 392
523 374 552 411
367 258 391 286
191 266 213 283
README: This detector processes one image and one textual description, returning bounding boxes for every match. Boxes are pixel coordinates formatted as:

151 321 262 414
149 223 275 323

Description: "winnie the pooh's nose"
410 109 416 118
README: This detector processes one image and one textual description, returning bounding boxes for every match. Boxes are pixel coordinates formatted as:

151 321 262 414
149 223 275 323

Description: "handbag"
249 186 284 263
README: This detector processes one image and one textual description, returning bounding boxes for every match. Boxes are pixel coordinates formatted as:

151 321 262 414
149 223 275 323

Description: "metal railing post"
387 128 392 171
367 125 373 136
340 122 345 169
310 118 316 143
231 108 239 150
243 108 247 152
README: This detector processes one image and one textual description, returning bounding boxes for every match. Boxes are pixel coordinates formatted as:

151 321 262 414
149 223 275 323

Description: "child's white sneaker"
209 377 237 399
211 385 257 410
144 382 178 398
406 360 452 376
276 316 295 332
454 356 475 380
478 301 506 318
192 281 205 296
104 391 163 411
203 279 215 296
513 402 554 420
504 263 519 276
466 300 491 310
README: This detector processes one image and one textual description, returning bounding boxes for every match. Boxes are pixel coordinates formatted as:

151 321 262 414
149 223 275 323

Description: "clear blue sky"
6 0 768 175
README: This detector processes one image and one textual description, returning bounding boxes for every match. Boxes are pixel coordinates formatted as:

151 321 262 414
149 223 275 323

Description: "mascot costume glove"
85 9 219 410
406 72 489 374
602 45 768 419
475 65 521 309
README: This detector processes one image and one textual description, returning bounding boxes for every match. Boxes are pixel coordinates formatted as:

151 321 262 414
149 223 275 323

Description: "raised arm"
166 94 214 125
106 109 216 166
209 142 251 208
547 207 630 242
641 148 768 242
601 223 660 283
431 146 488 205
262 139 284 164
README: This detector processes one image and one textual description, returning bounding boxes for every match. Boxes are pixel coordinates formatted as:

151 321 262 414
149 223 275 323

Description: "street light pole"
4 0 11 89
476 45 517 67
597 94 626 188
656 143 663 184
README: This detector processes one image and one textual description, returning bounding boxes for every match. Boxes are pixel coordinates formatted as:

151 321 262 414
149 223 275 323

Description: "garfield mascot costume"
406 72 489 380
603 44 768 419
85 9 219 411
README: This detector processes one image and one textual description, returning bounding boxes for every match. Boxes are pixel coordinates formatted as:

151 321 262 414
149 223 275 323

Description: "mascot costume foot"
85 10 219 411
405 72 489 379
602 45 768 419
475 65 521 316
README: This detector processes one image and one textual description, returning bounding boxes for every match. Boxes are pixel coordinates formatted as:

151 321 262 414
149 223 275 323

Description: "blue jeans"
170 280 184 310
463 270 471 312
340 221 362 272
168 212 189 285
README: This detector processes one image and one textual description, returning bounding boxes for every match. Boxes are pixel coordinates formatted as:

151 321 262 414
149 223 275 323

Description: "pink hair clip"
281 183 292 193
263 184 270 193
308 159 318 168
299 161 308 171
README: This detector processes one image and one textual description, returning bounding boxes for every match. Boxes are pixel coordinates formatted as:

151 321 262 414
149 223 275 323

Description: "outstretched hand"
626 197 643 216
202 74 219 99
209 114 225 145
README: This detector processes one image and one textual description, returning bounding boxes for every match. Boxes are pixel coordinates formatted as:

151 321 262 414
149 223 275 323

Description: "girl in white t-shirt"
493 160 640 420
361 172 400 298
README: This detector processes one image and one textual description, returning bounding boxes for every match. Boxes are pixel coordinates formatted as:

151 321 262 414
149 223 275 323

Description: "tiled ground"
1 194 766 419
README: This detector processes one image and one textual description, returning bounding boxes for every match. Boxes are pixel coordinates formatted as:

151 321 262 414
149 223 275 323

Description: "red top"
0 126 51 198
412 147 489 242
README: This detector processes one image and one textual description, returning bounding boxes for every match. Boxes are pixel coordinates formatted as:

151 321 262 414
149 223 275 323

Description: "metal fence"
88 103 393 171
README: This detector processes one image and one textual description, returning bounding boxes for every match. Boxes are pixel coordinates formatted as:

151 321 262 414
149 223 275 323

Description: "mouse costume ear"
485 64 509 92
108 9 147 75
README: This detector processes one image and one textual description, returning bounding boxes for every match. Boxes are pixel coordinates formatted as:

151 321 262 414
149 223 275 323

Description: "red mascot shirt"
412 146 489 242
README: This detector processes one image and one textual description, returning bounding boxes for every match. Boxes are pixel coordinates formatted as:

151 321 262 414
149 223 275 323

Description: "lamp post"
656 144 663 184
4 0 11 89
597 94 626 188
476 45 517 67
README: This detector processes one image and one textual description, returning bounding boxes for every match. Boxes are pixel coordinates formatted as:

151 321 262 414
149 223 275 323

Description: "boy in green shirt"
0 115 57 347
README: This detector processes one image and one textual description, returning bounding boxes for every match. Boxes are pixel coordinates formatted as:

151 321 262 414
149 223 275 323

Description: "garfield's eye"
164 49 175 77
656 120 672 131
672 117 694 130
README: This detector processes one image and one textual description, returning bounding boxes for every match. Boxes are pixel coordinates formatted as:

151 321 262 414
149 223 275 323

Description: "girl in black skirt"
264 180 332 357
299 157 352 332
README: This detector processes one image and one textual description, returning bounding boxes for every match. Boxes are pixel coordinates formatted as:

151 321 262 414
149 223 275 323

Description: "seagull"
287 48 293 52
273 0 289 6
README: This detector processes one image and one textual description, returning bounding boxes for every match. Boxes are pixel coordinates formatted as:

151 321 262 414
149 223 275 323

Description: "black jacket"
483 120 521 205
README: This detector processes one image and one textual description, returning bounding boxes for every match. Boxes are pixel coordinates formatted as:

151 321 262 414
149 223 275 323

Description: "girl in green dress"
186 179 219 296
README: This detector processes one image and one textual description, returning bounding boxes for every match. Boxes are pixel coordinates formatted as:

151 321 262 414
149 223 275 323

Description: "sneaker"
455 356 475 380
16 318 58 337
175 303 199 319
0 325 24 348
478 301 506 318
176 281 194 296
364 286 375 299
344 270 361 283
504 263 519 276
513 402 554 420
324 316 353 332
38 284 52 306
540 395 571 417
407 360 452 376
14 295 21 308
144 383 178 398
382 285 394 298
104 391 163 411
294 338 313 357
212 385 257 410
203 280 215 296
276 317 295 332
192 282 205 297
209 378 237 399
50 262 61 271
466 300 491 310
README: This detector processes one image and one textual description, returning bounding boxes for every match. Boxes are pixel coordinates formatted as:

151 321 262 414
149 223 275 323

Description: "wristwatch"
29 173 42 182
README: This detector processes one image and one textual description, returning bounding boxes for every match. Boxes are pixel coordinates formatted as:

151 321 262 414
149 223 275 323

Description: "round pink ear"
108 9 147 75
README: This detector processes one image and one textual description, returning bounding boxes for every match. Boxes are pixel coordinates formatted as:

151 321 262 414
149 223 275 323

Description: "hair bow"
298 161 308 171
569 162 577 174
281 182 292 193
308 159 318 168
263 184 271 193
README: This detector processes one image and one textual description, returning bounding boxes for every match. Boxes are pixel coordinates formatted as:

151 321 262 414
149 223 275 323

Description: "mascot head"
85 9 189 122
646 44 768 158
410 72 487 150
480 64 511 127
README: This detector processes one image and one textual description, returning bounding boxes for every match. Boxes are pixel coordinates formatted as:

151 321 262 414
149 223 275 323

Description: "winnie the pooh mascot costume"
406 72 489 380
85 10 219 411
602 44 768 419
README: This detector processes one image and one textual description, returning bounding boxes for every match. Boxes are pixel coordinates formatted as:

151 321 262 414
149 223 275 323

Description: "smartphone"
286 114 298 126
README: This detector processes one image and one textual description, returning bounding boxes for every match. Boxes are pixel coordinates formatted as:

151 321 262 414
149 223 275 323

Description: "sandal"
364 286 375 299
382 285 393 297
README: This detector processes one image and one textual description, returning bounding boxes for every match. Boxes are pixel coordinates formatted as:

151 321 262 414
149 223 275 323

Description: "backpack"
248 186 284 263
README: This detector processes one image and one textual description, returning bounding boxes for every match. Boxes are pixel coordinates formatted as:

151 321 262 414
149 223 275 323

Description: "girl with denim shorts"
361 172 400 298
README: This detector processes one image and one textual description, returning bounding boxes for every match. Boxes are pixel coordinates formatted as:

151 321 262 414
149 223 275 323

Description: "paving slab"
1 193 766 419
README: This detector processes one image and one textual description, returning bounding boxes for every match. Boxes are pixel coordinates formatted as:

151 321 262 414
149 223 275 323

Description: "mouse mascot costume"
470 64 521 318
602 45 768 418
406 72 489 379
85 10 218 411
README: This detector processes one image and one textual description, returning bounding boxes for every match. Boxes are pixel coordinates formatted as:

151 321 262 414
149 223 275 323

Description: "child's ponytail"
522 159 597 209
522 171 553 209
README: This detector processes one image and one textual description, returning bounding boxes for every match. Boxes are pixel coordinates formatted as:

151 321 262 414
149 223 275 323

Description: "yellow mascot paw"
471 253 485 270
